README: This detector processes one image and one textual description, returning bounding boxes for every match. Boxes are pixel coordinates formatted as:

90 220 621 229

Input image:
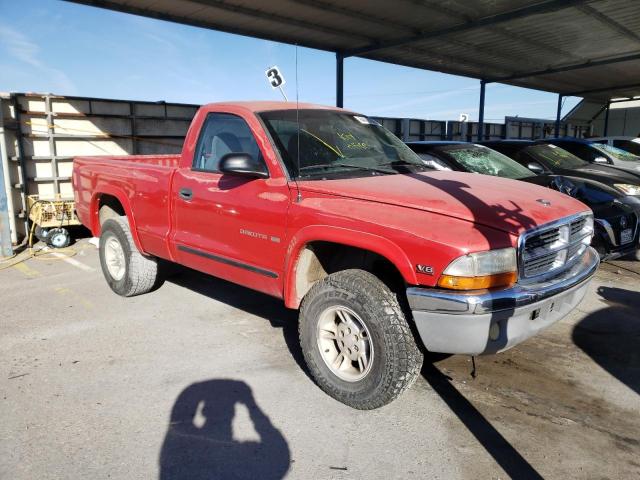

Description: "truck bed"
75 154 181 167
73 154 181 259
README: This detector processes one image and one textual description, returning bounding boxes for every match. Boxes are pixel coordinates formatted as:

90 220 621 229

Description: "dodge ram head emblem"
536 199 552 206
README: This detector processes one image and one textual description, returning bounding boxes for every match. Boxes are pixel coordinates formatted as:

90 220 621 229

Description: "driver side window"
193 113 263 172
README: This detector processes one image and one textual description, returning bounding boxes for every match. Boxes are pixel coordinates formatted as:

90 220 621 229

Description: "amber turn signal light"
436 271 517 290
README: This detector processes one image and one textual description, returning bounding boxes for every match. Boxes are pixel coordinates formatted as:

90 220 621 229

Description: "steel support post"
0 101 16 246
477 80 486 141
603 102 610 136
336 52 344 108
0 148 12 257
554 94 563 137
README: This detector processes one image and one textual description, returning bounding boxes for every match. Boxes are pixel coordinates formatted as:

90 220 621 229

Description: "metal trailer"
446 121 505 142
370 117 447 142
0 93 199 243
504 116 589 140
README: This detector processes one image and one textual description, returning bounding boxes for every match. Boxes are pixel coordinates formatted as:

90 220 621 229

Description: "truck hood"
298 171 588 235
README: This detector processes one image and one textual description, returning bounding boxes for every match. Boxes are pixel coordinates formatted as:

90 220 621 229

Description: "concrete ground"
1 239 639 480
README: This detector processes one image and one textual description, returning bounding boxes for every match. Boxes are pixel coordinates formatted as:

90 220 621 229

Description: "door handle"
179 188 193 201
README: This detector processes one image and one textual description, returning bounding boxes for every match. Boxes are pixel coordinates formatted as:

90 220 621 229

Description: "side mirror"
526 162 545 174
593 156 609 164
219 153 269 178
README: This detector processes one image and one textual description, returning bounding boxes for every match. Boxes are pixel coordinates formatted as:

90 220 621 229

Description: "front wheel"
299 269 423 409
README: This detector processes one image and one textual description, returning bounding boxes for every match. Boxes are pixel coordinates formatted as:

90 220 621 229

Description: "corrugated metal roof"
65 0 640 101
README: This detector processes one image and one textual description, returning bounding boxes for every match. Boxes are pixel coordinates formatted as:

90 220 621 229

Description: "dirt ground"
1 239 639 479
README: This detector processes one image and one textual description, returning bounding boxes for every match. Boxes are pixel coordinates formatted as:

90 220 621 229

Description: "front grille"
570 217 586 238
520 213 592 280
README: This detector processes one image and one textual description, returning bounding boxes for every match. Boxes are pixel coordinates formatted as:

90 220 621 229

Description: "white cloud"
0 23 77 93
0 24 41 67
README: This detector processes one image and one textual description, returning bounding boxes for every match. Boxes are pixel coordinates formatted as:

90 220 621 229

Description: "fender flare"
283 225 418 308
90 188 146 254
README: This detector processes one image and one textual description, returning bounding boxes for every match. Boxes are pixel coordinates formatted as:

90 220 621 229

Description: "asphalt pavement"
2 239 639 479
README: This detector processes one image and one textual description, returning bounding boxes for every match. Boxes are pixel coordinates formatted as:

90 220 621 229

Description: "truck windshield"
525 144 588 169
259 109 426 178
592 143 640 163
435 144 534 179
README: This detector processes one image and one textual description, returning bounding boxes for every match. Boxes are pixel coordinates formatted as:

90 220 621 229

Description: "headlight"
437 247 517 290
614 184 640 196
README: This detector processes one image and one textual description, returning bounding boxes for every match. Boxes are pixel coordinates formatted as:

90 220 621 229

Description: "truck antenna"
295 43 302 203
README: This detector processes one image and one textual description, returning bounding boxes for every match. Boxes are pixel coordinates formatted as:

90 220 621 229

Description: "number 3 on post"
265 66 288 101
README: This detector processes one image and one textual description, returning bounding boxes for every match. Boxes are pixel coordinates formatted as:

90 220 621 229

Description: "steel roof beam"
489 52 640 82
65 0 368 49
344 0 589 57
568 82 640 97
406 0 583 61
291 0 421 34
186 0 371 42
576 4 640 44
293 0 546 70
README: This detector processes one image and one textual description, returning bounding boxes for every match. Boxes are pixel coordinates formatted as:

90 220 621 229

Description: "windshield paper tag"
353 115 371 124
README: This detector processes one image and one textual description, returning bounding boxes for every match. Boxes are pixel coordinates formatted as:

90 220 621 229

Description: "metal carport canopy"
66 0 640 104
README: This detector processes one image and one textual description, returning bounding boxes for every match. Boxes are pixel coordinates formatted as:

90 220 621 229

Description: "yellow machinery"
27 195 80 248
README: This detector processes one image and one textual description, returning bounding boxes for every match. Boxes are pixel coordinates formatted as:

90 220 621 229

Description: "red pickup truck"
73 101 599 409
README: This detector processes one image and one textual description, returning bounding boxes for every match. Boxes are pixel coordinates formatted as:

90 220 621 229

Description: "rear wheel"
99 217 161 296
299 269 423 409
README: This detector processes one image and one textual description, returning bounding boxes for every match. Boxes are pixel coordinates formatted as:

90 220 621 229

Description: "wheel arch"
90 189 145 253
283 226 417 309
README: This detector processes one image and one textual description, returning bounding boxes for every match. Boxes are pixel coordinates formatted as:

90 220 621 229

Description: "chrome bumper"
407 246 600 355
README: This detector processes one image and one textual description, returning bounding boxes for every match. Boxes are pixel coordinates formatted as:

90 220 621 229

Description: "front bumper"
407 246 600 355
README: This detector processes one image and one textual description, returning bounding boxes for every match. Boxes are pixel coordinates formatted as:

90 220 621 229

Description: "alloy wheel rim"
104 236 126 281
317 305 374 382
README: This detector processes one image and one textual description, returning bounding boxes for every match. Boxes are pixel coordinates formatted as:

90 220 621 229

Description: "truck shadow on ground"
159 378 290 480
421 360 544 480
165 265 544 479
572 286 640 395
163 264 307 375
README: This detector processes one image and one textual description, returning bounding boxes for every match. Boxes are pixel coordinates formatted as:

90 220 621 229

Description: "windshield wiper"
299 162 395 175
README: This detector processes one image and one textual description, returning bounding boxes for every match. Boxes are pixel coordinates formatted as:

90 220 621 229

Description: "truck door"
171 112 290 297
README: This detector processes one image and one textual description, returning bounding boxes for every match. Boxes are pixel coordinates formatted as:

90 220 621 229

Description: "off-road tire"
299 269 423 409
99 217 160 297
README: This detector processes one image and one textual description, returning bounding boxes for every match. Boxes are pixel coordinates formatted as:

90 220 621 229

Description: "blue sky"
0 0 580 121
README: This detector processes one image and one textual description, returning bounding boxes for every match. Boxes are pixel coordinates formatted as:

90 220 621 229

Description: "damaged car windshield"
259 109 427 179
436 144 534 180
524 144 588 169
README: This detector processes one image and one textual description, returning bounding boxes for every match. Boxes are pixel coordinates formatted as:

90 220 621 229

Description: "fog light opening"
489 322 500 341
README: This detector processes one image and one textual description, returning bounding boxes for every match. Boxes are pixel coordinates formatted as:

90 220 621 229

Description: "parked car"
545 137 640 174
408 141 640 260
481 140 640 201
73 102 599 409
591 136 640 156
